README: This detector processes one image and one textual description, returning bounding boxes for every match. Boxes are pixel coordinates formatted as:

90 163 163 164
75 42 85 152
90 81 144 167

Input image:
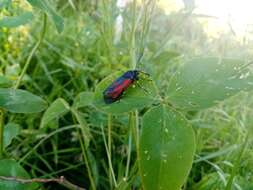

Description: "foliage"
0 0 252 190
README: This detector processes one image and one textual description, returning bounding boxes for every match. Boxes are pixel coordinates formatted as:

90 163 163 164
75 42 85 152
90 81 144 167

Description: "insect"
103 70 149 104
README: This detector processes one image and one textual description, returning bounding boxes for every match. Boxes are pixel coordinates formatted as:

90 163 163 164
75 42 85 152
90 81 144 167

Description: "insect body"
103 70 146 104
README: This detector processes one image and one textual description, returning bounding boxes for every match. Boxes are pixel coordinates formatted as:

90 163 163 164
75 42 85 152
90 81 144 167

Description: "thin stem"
150 11 192 60
134 110 140 148
137 0 156 65
225 134 249 190
125 113 133 179
108 114 112 157
130 0 137 69
71 109 96 190
131 110 143 186
0 109 4 158
14 13 47 89
0 175 86 190
78 134 96 190
100 125 118 187
19 125 77 163
107 114 113 188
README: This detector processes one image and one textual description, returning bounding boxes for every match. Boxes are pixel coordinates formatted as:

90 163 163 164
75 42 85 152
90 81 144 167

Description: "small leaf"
4 123 20 148
140 105 195 190
73 91 94 109
93 71 159 114
0 76 12 87
0 12 33 28
27 0 64 33
0 159 38 190
0 88 47 113
40 98 70 128
167 57 253 110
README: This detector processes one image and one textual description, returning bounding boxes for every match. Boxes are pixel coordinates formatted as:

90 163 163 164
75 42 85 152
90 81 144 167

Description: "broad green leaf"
73 91 94 109
0 76 12 87
4 123 20 148
27 0 64 33
93 71 159 114
0 12 33 28
140 105 195 190
40 98 70 128
167 57 253 110
0 88 47 113
0 159 38 190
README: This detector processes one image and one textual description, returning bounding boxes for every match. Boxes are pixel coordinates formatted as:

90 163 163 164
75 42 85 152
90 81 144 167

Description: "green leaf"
0 88 47 113
153 51 180 64
4 123 20 148
0 12 33 28
73 91 94 109
40 98 70 128
27 0 64 33
0 159 38 190
139 105 195 190
0 0 11 9
93 71 159 114
0 76 12 87
167 57 253 110
191 172 225 190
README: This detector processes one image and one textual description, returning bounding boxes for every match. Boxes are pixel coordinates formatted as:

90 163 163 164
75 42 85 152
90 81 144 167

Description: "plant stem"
130 0 137 69
225 134 249 190
131 111 141 175
19 125 77 163
0 175 86 190
14 13 47 89
125 113 133 179
0 109 4 158
107 114 113 188
78 134 96 190
100 125 118 187
133 110 140 148
72 109 96 190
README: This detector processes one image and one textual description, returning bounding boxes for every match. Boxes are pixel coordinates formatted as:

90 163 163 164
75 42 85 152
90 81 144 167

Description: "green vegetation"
0 0 252 190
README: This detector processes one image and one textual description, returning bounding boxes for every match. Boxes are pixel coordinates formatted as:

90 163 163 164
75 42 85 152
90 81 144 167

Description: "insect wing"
104 77 133 99
103 77 125 98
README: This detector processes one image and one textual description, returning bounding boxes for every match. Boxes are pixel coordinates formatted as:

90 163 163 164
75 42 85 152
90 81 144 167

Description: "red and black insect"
103 70 148 104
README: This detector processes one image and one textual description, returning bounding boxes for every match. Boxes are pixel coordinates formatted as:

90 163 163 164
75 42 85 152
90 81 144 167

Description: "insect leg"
135 81 152 95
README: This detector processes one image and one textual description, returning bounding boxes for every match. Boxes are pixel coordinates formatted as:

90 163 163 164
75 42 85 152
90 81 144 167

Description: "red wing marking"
110 79 133 98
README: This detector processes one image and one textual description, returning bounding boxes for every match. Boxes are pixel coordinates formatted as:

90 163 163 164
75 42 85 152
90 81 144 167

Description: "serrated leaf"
27 0 64 33
4 123 20 148
93 71 159 114
167 57 253 110
139 105 195 190
0 12 33 28
0 159 38 190
40 98 70 128
73 91 94 109
0 88 47 113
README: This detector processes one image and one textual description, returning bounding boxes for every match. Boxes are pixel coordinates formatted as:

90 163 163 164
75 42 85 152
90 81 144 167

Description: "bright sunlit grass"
158 0 253 38
196 0 253 37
